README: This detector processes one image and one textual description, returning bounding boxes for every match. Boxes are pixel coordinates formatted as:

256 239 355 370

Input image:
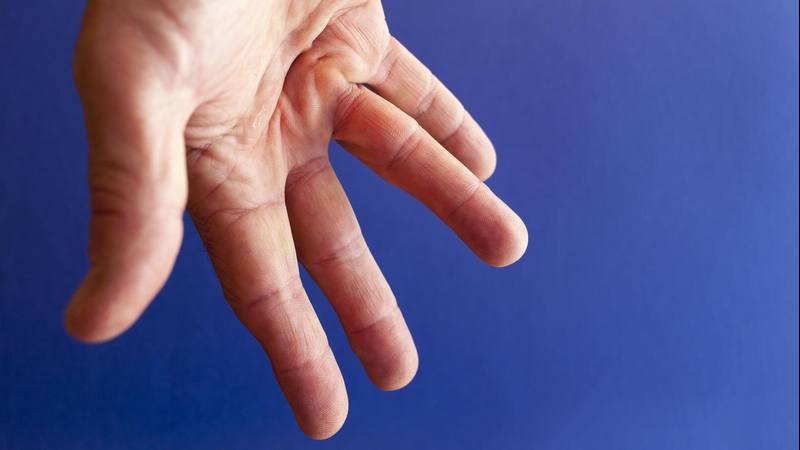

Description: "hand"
66 0 528 438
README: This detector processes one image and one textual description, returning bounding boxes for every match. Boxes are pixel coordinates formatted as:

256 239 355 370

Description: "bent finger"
286 157 418 391
334 86 528 267
190 193 347 440
368 37 496 180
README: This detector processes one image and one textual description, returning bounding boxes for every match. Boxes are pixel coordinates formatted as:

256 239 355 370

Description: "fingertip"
346 308 419 391
64 304 130 345
63 267 140 344
449 119 497 182
473 130 498 182
278 348 349 440
484 212 529 268
63 319 125 344
370 347 419 391
298 398 348 440
364 335 418 391
473 146 497 182
448 185 529 268
304 408 348 440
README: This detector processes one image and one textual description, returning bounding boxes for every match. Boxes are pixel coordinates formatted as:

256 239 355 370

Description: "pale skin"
65 0 528 439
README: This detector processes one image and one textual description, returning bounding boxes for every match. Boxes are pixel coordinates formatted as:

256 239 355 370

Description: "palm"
68 0 527 439
185 1 392 242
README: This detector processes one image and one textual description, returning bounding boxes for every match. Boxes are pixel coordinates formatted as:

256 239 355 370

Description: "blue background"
1 0 797 449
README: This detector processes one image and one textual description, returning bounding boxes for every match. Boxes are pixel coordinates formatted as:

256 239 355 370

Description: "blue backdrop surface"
0 1 797 449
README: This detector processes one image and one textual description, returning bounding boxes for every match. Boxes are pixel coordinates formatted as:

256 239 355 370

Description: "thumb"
65 30 193 343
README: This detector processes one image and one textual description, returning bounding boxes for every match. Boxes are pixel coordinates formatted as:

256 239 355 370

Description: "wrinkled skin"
65 0 528 439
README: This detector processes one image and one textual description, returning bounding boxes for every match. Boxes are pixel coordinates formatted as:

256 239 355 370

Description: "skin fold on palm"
65 0 528 439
